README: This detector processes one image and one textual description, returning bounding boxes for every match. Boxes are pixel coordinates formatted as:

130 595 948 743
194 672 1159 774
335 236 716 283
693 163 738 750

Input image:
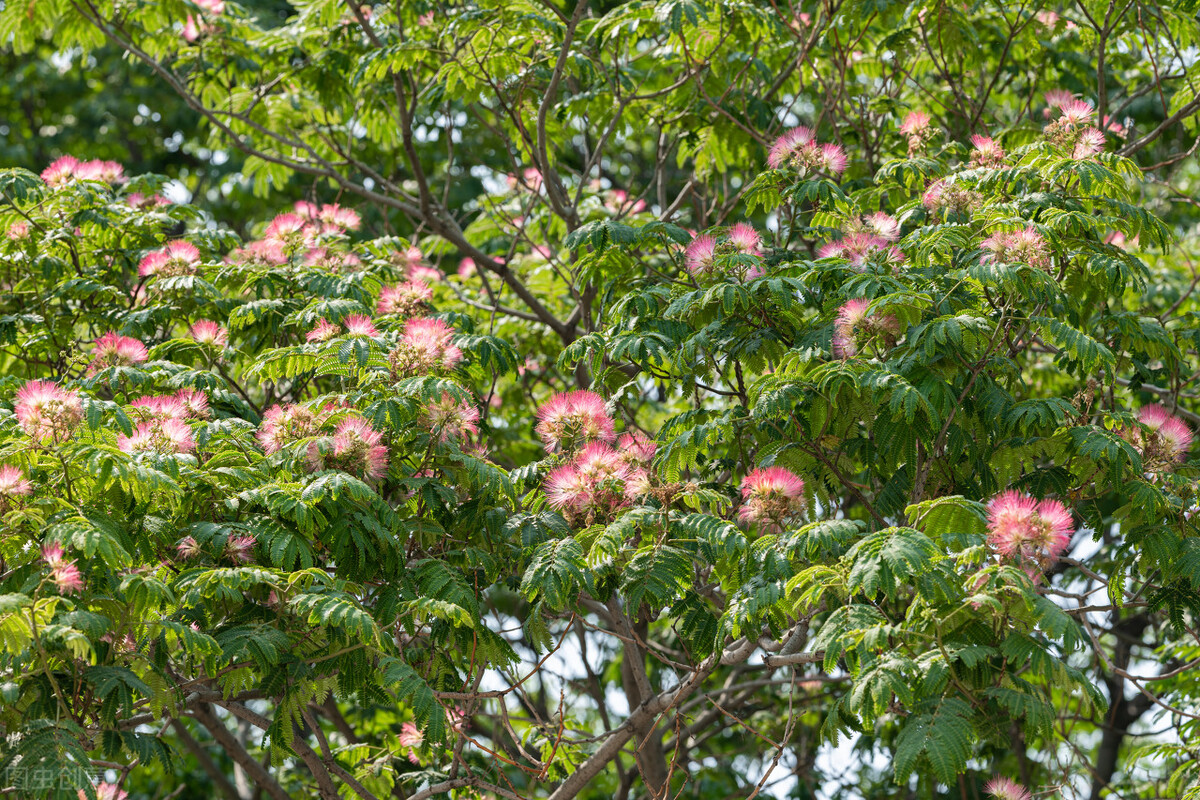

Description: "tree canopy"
2 1 1200 799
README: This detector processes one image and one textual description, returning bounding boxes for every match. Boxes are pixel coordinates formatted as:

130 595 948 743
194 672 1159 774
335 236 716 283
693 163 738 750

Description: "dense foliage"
3 1 1200 799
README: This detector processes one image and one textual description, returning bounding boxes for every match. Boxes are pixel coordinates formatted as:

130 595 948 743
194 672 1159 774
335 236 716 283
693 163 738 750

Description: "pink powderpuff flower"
0 465 32 512
457 258 477 278
377 281 433 316
535 390 616 452
174 388 211 419
1072 127 1106 159
14 379 84 445
1133 404 1193 466
226 535 257 564
1101 114 1126 137
306 318 341 343
79 781 128 800
617 431 657 465
75 160 125 184
294 201 321 220
545 442 633 523
399 721 424 764
969 134 1006 168
41 156 80 186
820 143 848 175
130 394 188 421
257 404 326 454
980 227 1051 271
898 110 931 137
766 126 815 170
118 418 196 455
343 314 379 337
821 233 904 272
986 490 1073 572
190 320 229 347
1057 98 1095 126
388 317 463 376
864 212 901 242
832 298 900 359
89 332 149 374
309 417 389 480
738 466 806 530
6 221 29 240
728 222 761 256
1044 89 1074 111
420 392 481 444
984 777 1032 800
316 204 361 231
685 235 718 278
176 536 201 560
264 213 315 247
182 14 203 41
232 239 288 266
43 544 85 595
194 0 224 12
392 245 425 273
139 240 201 278
411 264 442 283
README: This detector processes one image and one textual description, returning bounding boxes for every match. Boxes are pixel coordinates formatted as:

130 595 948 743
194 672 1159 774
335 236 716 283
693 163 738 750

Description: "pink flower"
79 781 127 800
139 240 201 278
190 320 229 347
117 418 196 455
969 134 1006 167
231 239 288 265
89 332 149 374
820 233 904 271
766 126 815 170
392 245 425 273
411 265 442 284
176 536 201 560
264 213 315 247
377 281 433 316
420 392 481 444
685 235 718 277
257 404 326 454
1058 98 1095 126
174 389 211 419
343 314 378 337
617 431 656 465
457 258 477 278
545 442 634 524
986 491 1073 572
6 221 29 240
832 298 900 358
41 156 80 186
226 535 256 564
0 465 32 512
194 0 224 13
1072 127 1106 159
1044 89 1074 110
898 111 931 137
306 318 341 343
318 203 361 231
738 466 806 530
728 222 761 256
535 390 615 452
43 544 85 595
864 212 900 242
399 722 424 764
820 143 848 175
1130 404 1193 467
130 394 188 421
984 777 1032 800
980 227 1050 271
307 417 389 480
389 317 463 377
75 160 125 184
182 14 203 41
14 380 83 445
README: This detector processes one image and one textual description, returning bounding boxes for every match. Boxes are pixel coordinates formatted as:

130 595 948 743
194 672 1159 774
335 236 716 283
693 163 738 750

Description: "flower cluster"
985 491 1074 576
767 126 848 176
899 111 936 155
390 245 443 284
969 134 1006 168
832 298 901 358
305 417 389 481
545 441 647 525
738 466 806 531
139 241 201 278
1122 404 1193 472
980 227 1051 271
419 392 481 445
14 379 83 445
190 320 229 348
921 179 982 216
1042 93 1106 158
41 156 125 186
535 390 615 452
388 317 463 378
88 332 149 374
684 223 765 282
117 417 196 455
377 280 434 316
43 543 85 595
984 777 1032 800
819 232 905 272
257 404 328 454
0 465 32 513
